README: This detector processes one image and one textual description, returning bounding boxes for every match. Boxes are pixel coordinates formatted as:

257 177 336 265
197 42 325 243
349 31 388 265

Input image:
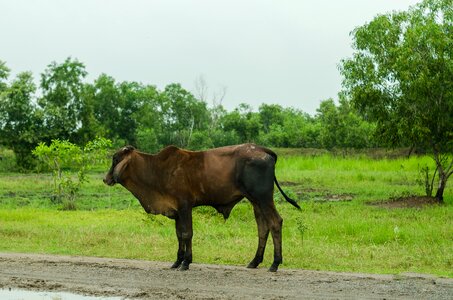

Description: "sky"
1 0 421 115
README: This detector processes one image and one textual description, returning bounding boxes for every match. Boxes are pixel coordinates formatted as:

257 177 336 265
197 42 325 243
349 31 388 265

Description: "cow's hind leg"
247 203 269 269
261 202 283 272
248 197 283 272
241 158 283 272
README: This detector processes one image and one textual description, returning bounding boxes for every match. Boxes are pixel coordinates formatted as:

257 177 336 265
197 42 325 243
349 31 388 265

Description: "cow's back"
154 144 276 206
198 144 275 202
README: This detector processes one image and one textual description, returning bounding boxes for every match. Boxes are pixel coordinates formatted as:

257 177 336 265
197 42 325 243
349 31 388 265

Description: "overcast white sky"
1 0 421 115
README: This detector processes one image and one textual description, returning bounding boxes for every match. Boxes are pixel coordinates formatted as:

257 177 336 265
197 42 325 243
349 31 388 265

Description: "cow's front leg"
171 220 185 269
175 206 193 271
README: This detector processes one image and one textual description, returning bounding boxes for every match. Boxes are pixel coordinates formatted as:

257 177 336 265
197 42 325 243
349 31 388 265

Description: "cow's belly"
143 194 178 218
195 182 243 205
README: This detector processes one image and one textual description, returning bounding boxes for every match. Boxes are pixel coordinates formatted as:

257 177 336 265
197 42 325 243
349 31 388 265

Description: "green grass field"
0 152 452 277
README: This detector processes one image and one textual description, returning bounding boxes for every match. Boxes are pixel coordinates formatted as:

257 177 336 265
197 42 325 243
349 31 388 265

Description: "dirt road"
0 253 452 299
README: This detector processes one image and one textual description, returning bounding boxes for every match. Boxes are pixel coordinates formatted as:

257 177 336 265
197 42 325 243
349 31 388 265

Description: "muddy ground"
0 253 452 299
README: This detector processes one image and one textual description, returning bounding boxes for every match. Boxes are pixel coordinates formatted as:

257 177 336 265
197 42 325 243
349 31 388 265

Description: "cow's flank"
104 143 300 272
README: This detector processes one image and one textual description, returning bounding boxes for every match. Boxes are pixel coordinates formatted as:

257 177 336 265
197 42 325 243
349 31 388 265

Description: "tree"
88 74 122 141
0 69 42 169
281 108 320 148
76 82 104 145
193 75 228 141
316 98 375 150
159 83 210 148
259 104 284 134
39 57 87 141
222 103 260 143
317 99 340 150
258 106 318 148
340 0 453 201
86 74 159 147
115 81 143 145
0 60 9 92
134 84 162 152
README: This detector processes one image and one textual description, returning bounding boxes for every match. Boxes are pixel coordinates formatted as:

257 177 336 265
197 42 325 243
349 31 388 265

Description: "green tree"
76 82 104 145
115 81 143 145
39 57 88 141
284 109 321 148
159 83 210 147
134 84 161 133
222 103 260 143
87 75 159 146
136 127 160 153
133 84 162 151
317 98 375 150
0 70 42 169
88 74 122 141
340 0 453 201
336 97 376 149
317 99 340 149
257 105 322 148
0 60 9 92
259 104 284 134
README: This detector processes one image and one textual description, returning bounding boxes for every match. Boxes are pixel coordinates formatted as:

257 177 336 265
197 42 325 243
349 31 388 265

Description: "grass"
275 154 436 202
0 153 452 277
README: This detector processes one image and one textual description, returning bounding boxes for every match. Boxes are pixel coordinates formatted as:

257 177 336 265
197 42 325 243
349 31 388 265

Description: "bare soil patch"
368 196 442 209
0 253 452 299
315 193 354 202
281 183 354 203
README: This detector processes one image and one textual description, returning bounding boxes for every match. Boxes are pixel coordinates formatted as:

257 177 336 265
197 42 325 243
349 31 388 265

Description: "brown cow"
103 143 300 272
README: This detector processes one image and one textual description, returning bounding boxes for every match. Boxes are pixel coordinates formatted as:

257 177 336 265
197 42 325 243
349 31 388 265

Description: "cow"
103 143 300 272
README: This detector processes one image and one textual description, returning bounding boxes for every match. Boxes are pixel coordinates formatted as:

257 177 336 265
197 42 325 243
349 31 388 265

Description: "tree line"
0 57 377 169
0 0 451 201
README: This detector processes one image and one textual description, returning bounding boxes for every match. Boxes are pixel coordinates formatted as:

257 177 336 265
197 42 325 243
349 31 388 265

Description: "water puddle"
0 288 122 300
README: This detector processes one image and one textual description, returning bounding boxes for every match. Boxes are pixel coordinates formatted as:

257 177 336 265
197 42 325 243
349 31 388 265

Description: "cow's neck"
123 152 176 216
124 151 156 190
131 151 157 186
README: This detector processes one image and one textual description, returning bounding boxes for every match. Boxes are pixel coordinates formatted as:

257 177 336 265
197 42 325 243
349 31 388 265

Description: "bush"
33 137 112 210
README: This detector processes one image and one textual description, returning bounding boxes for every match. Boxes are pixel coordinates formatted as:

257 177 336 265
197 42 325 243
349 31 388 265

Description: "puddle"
0 288 122 300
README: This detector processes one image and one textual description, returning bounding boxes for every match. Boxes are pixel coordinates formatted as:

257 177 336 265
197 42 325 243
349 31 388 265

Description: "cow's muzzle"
103 175 116 186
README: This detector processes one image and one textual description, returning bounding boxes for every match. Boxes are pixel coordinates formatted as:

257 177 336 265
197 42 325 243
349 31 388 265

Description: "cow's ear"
122 145 135 153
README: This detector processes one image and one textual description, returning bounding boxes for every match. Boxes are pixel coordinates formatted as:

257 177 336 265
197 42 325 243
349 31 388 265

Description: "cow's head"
103 146 135 186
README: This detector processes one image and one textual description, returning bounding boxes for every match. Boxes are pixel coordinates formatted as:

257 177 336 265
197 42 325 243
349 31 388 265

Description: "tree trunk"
431 147 452 204
434 173 447 203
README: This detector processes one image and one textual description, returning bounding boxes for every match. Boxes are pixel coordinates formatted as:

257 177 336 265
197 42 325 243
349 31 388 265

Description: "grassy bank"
0 154 452 277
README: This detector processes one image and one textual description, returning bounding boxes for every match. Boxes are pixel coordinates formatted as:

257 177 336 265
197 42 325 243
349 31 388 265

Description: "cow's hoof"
178 263 190 271
247 257 262 269
268 264 279 272
171 260 183 269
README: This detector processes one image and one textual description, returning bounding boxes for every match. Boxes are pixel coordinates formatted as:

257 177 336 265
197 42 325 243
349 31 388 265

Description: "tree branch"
446 157 453 178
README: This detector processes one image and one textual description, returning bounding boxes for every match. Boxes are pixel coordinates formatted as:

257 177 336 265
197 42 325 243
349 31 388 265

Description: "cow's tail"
262 146 301 210
274 176 301 210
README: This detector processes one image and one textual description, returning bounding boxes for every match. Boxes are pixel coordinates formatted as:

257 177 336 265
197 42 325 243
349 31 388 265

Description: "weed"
296 216 309 243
